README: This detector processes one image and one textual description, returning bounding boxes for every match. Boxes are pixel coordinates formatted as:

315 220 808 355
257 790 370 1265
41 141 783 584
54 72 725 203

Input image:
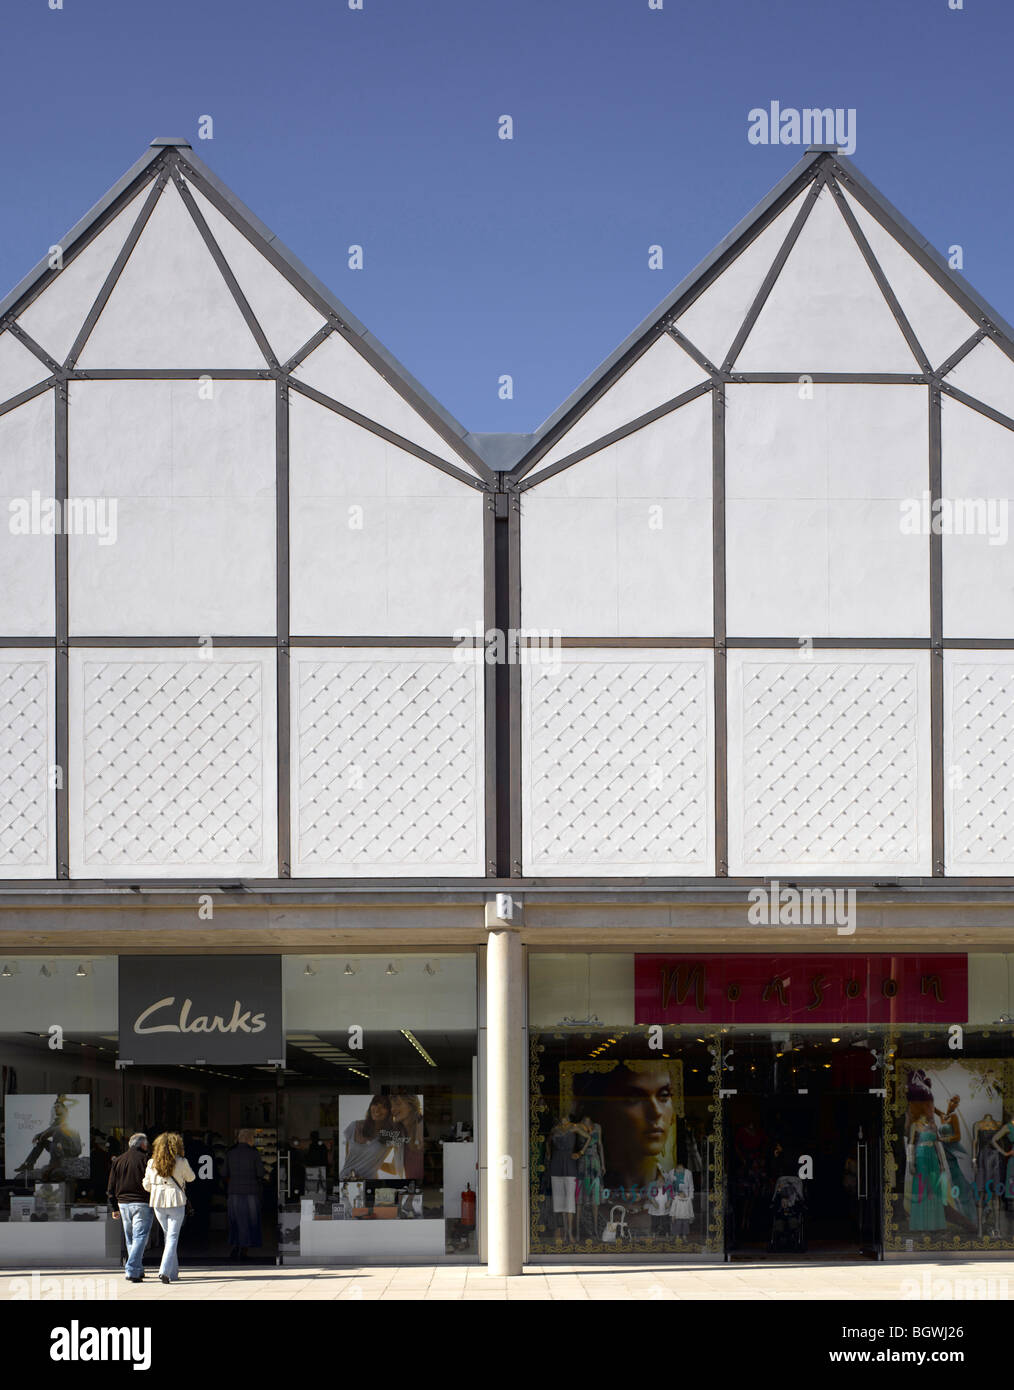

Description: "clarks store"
0 952 478 1267
529 950 1014 1260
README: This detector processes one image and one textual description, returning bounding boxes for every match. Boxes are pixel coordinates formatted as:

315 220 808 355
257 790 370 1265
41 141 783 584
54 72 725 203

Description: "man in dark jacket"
107 1133 152 1282
224 1129 265 1260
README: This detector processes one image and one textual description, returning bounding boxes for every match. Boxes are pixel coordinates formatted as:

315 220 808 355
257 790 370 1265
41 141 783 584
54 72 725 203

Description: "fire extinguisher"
461 1183 476 1227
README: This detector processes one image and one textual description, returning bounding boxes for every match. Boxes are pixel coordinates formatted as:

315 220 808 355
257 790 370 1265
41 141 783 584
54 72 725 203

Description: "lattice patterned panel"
291 650 485 876
523 652 713 875
70 651 276 876
729 652 931 875
0 656 54 877
946 656 1014 872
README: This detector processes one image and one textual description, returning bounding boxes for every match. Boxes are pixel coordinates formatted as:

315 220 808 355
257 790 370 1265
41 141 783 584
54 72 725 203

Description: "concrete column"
485 919 524 1275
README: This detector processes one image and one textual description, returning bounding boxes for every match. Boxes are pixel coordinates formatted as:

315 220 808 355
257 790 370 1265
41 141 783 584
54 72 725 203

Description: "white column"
485 923 524 1275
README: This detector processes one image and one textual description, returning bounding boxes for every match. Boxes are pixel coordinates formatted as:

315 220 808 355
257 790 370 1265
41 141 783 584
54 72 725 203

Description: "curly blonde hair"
151 1131 184 1178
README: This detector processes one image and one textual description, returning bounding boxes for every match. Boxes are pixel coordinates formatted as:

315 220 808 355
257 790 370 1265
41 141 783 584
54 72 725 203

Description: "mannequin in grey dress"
974 1116 1002 1238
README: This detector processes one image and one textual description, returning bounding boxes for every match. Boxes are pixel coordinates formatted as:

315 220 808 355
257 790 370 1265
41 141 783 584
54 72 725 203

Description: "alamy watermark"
747 879 856 936
9 492 117 545
748 102 856 156
899 491 1008 545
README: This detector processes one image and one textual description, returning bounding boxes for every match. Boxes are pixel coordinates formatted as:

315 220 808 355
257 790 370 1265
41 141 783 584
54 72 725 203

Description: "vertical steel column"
485 922 524 1274
276 378 291 878
712 384 728 876
54 382 69 878
507 486 523 877
929 386 945 876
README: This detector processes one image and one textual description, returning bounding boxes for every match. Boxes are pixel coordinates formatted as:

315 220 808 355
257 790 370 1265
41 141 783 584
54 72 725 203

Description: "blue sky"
1 0 1010 433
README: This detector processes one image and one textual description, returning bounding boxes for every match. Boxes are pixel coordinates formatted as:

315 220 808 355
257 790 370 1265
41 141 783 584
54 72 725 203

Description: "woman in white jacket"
142 1132 196 1284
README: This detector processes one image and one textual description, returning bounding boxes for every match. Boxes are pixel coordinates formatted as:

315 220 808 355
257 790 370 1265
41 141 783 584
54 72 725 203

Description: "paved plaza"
3 1260 1011 1301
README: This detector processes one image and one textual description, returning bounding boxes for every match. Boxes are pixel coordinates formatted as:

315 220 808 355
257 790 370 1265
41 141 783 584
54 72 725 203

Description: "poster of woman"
337 1092 424 1182
4 1094 90 1180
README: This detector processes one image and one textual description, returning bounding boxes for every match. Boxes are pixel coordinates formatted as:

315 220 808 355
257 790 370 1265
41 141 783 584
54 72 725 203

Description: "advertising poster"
4 1095 90 1180
892 1059 1007 1245
337 1093 424 1182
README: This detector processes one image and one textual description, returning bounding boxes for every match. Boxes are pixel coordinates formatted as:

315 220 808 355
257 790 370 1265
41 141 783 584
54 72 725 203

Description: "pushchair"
768 1175 806 1252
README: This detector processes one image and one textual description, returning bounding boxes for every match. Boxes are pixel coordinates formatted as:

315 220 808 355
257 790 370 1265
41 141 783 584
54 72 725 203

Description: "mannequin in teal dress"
990 1116 1014 1206
907 1117 948 1233
574 1114 605 1241
934 1097 976 1228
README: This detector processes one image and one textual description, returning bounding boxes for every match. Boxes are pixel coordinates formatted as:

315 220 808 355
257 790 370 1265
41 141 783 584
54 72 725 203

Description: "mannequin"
990 1113 1014 1231
547 1117 581 1242
974 1114 1002 1239
934 1095 976 1228
905 1115 948 1233
669 1160 694 1239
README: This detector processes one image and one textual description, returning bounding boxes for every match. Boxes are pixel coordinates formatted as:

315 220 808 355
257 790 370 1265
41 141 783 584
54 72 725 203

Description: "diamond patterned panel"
77 656 270 872
0 659 52 873
293 653 484 875
947 658 1014 871
524 655 712 874
734 657 927 872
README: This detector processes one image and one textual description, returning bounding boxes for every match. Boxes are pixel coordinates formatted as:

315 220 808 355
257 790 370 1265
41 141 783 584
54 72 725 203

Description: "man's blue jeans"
118 1201 154 1279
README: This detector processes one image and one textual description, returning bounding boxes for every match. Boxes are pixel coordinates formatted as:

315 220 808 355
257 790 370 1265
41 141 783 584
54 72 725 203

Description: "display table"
298 1216 446 1260
0 1219 118 1266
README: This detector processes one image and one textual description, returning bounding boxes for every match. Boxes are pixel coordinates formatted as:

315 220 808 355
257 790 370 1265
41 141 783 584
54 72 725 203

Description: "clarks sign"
118 957 283 1064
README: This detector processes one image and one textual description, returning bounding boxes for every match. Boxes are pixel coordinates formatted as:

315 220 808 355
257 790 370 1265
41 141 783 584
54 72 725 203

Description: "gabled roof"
505 148 1014 482
0 138 495 487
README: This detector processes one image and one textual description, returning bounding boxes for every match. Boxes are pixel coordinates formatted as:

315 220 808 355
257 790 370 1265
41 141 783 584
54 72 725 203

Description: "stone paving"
2 1259 1012 1300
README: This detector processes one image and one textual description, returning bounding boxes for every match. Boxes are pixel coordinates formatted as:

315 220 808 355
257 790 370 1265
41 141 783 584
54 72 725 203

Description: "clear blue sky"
1 0 1010 433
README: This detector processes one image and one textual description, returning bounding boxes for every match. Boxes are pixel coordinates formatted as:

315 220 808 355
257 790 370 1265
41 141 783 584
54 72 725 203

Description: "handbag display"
601 1204 630 1243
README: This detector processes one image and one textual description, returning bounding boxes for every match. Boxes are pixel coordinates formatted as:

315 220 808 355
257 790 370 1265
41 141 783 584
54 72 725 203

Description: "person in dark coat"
181 1130 214 1250
224 1128 265 1259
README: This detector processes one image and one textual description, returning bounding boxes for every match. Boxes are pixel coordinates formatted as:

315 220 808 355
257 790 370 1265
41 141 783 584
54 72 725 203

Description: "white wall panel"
0 392 55 636
534 336 707 472
522 400 713 636
16 187 148 366
288 394 483 635
0 652 55 878
736 189 915 371
186 181 327 364
946 339 1014 419
290 648 485 877
69 648 276 877
725 384 929 636
727 649 931 876
522 649 714 875
293 331 463 466
843 192 978 372
68 380 276 634
945 654 1014 874
674 188 808 368
77 182 262 367
0 331 49 404
941 396 1014 637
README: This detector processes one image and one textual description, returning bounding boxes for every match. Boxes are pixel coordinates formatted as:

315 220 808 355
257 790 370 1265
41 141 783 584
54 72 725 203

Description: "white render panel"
0 653 55 878
736 189 916 371
674 188 809 367
0 392 55 636
186 181 327 364
288 394 483 635
292 331 464 467
843 191 978 372
534 336 707 472
290 648 485 877
77 181 262 367
946 339 1014 419
727 649 932 876
69 648 277 878
15 186 149 366
940 396 1014 637
522 649 714 875
522 401 713 636
0 331 49 404
945 653 1014 873
68 380 276 634
725 385 929 636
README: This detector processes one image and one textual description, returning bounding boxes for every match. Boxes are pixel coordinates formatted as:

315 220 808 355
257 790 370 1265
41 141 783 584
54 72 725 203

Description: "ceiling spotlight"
1 964 11 978
304 963 316 977
76 964 87 978
424 962 437 976
39 964 51 978
386 963 397 976
344 964 355 976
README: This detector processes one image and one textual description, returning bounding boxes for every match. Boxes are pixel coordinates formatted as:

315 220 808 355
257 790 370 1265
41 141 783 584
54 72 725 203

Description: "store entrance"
722 1034 883 1260
121 1065 281 1266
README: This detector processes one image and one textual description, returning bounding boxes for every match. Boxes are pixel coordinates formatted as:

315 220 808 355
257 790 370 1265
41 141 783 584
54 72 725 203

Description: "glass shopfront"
0 951 478 1265
529 950 1014 1259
